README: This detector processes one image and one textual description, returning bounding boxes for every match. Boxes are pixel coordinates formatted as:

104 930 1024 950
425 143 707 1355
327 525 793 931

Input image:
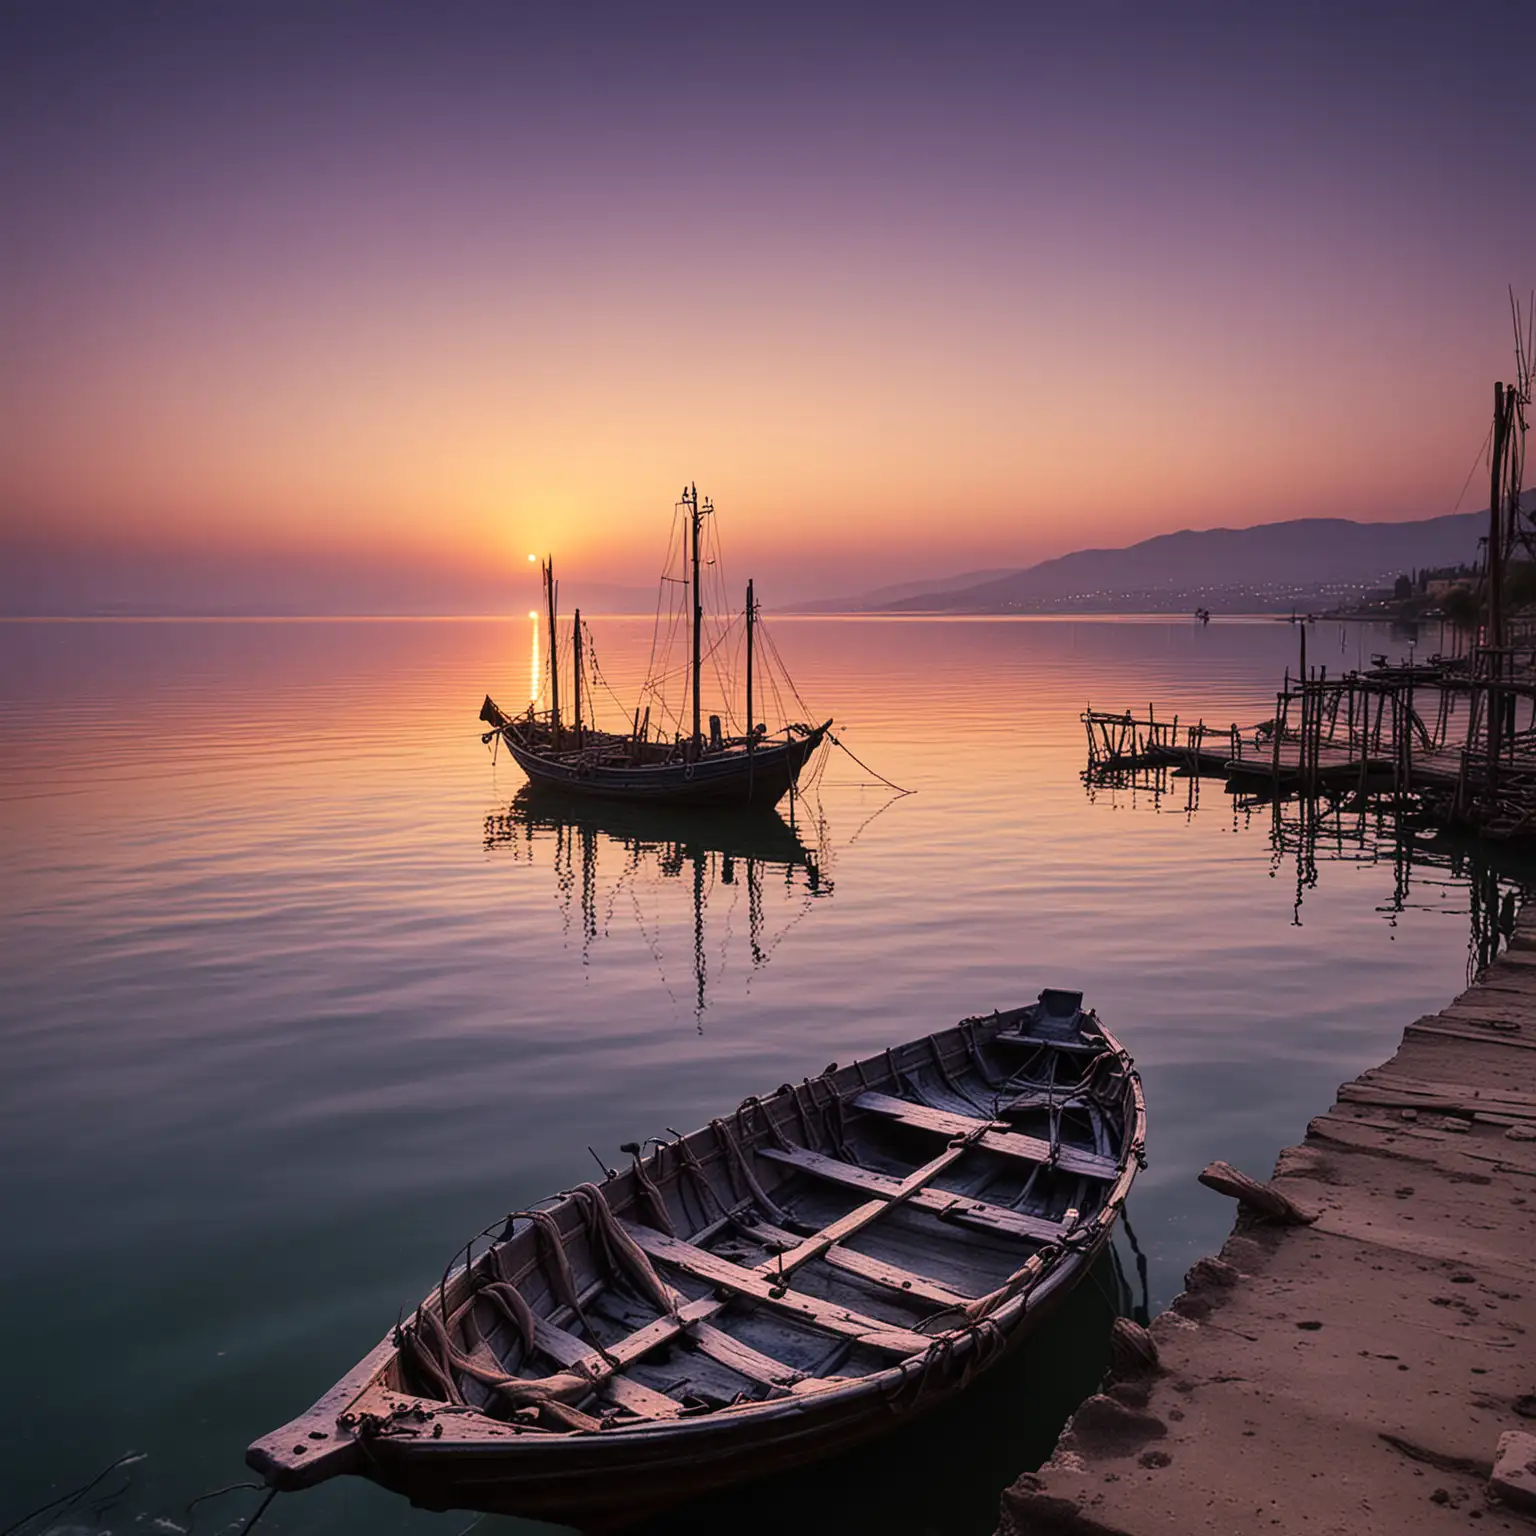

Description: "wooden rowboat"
247 991 1145 1527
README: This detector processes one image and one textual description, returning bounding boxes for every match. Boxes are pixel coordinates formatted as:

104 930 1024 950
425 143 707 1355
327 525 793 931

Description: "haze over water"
2 614 1525 1536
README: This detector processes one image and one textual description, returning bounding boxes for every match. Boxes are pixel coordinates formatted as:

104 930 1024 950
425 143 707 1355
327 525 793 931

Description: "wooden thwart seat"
736 1218 975 1309
624 1223 931 1356
851 1090 1119 1179
525 1314 686 1419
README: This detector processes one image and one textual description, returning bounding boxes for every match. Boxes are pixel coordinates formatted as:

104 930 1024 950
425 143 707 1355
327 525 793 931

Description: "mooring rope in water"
827 729 913 795
184 1481 268 1531
0 1451 146 1536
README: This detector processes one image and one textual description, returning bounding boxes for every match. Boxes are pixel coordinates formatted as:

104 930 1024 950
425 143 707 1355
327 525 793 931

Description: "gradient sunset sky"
2 2 1533 611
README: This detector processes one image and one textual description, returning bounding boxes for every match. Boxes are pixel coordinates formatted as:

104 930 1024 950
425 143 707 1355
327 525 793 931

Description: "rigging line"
640 508 686 715
757 620 813 719
840 786 911 847
828 730 913 795
706 611 745 732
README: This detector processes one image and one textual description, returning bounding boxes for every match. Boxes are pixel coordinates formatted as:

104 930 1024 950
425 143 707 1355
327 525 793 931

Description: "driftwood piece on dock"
1197 1160 1317 1225
1107 1317 1160 1378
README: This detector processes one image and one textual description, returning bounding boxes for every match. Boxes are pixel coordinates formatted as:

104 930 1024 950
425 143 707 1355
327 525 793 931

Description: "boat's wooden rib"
623 1224 932 1355
756 1142 1069 1242
248 993 1144 1528
851 1089 1120 1179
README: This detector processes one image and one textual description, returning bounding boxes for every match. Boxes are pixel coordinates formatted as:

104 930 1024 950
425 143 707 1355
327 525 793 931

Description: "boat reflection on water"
484 791 832 1023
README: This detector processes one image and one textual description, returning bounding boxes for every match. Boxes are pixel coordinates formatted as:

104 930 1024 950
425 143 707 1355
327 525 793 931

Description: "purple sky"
2 2 1533 611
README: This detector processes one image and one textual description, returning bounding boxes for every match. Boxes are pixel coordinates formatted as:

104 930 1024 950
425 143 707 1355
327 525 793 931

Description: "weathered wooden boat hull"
334 1233 1102 1526
504 723 829 808
249 995 1144 1529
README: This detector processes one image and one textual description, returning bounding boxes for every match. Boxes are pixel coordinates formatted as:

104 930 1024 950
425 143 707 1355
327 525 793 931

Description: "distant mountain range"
790 511 1489 614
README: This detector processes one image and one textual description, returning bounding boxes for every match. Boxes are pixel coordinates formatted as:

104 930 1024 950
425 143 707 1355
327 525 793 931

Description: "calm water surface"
1 615 1527 1535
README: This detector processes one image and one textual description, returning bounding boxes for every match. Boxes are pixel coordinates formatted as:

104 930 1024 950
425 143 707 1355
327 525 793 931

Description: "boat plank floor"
685 1321 804 1388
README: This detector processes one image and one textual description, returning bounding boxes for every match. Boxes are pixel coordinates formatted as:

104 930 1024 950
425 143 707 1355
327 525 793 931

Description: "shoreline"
1000 913 1536 1533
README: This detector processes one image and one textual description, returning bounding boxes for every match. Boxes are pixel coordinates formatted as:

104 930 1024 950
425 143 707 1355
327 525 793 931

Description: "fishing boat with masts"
480 485 830 809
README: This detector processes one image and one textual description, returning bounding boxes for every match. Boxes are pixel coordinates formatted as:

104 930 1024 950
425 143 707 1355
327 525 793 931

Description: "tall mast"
572 608 583 747
544 557 561 751
1488 381 1512 771
745 578 755 760
1490 382 1508 655
689 483 705 752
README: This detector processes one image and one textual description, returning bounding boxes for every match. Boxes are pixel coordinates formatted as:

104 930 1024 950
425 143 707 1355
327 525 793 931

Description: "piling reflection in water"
1083 754 1533 979
484 791 833 1023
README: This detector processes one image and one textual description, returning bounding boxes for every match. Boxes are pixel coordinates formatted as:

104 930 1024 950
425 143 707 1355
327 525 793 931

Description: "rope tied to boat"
669 1132 730 1223
785 1081 818 1147
626 1148 677 1236
737 1094 792 1153
958 1219 1099 1324
961 1020 1007 1088
566 1182 683 1316
711 1114 792 1224
398 1190 685 1434
826 729 913 795
804 1072 855 1163
882 1314 1007 1412
516 1206 620 1364
409 1298 604 1432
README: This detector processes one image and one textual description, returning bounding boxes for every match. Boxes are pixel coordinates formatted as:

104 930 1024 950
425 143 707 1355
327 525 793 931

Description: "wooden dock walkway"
1000 913 1536 1533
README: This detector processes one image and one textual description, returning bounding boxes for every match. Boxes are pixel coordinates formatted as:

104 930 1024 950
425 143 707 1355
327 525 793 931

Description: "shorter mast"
572 608 584 748
745 579 755 760
544 558 561 751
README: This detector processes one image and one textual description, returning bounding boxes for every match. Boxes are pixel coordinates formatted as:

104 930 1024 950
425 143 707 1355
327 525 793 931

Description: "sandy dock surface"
1001 917 1536 1534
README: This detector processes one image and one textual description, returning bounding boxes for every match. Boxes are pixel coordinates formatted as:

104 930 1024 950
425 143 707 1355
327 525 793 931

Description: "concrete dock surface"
1002 917 1536 1534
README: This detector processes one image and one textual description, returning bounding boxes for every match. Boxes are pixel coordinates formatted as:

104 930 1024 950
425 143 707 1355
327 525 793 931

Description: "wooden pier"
1085 645 1536 839
998 908 1536 1533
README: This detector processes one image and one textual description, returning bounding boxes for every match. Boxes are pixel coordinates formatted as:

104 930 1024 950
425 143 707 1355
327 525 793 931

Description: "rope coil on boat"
396 1180 690 1433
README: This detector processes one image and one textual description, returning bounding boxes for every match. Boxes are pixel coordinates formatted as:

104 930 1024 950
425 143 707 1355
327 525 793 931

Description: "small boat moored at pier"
248 990 1144 1527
